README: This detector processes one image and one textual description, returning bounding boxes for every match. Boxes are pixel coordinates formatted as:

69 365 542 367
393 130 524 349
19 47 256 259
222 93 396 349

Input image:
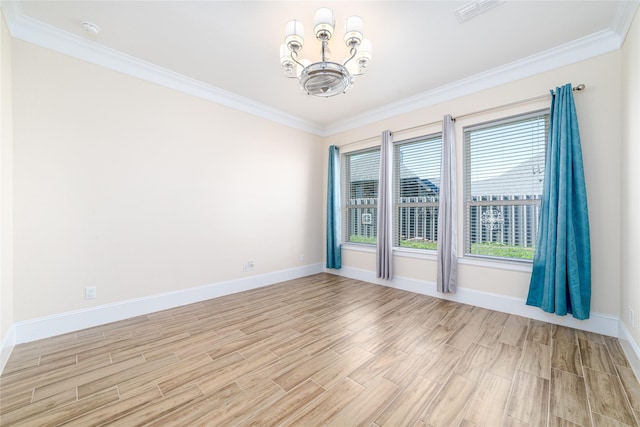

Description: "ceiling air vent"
455 0 505 23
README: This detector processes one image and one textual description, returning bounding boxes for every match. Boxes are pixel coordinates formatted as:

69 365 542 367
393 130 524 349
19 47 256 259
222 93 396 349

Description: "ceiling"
2 1 638 135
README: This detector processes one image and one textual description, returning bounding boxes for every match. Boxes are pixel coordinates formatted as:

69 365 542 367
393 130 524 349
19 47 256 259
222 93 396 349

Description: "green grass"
399 240 438 250
470 242 535 260
348 235 377 245
349 235 535 260
349 236 438 250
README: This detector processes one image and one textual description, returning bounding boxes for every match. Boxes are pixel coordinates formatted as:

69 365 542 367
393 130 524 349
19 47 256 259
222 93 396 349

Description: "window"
394 134 442 250
464 111 549 261
343 148 380 245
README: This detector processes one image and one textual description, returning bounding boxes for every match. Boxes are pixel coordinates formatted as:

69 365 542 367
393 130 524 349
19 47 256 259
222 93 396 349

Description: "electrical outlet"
85 286 97 299
629 307 635 328
299 254 305 262
242 261 254 272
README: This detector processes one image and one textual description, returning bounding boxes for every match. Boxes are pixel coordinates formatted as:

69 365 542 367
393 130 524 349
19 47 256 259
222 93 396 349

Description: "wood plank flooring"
1 273 639 426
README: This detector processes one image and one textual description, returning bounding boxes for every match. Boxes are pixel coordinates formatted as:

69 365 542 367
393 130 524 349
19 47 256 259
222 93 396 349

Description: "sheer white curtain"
377 130 393 280
437 115 457 293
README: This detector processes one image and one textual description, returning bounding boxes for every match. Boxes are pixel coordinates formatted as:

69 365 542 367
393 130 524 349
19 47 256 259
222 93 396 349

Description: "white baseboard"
3 263 629 376
328 266 620 337
619 322 640 380
4 263 323 354
1 324 16 374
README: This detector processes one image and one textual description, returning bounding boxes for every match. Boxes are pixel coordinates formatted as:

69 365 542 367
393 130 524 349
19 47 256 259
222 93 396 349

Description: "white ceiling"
2 1 638 135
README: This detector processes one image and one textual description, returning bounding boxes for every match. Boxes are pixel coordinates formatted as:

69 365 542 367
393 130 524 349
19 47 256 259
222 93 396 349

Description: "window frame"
393 133 442 252
463 109 549 263
342 146 381 247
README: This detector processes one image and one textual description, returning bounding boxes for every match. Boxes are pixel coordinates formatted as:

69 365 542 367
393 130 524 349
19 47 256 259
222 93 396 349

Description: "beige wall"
325 51 623 318
2 13 634 337
621 10 640 342
1 10 14 346
11 40 323 321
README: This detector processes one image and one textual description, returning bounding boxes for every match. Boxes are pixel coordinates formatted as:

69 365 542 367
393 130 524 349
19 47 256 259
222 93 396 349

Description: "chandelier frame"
280 8 372 97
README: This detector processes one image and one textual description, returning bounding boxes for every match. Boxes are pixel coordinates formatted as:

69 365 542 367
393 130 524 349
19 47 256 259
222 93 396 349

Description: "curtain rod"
338 84 586 149
452 83 586 122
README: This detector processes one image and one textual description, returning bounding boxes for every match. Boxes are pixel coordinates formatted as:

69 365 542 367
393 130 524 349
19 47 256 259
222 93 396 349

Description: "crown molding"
323 28 622 136
611 0 640 43
0 2 325 136
0 0 22 31
324 1 637 136
1 1 636 138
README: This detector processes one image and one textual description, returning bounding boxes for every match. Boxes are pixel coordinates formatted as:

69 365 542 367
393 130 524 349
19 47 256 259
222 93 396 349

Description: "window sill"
342 243 376 253
459 256 533 273
341 244 532 272
393 247 438 261
341 244 437 260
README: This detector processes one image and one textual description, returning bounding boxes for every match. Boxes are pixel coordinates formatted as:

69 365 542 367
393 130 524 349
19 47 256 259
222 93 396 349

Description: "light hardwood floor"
1 273 639 426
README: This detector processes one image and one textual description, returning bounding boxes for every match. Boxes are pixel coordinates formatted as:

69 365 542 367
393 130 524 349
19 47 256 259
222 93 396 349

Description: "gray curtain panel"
437 115 458 293
376 130 393 280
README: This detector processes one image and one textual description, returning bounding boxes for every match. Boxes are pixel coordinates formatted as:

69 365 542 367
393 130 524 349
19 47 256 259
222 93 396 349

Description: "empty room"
1 1 640 425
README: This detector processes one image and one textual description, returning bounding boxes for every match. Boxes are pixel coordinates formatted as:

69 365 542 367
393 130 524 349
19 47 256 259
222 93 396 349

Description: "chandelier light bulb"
313 7 333 26
353 39 372 74
344 16 363 47
313 7 334 39
285 20 304 38
359 39 373 59
280 44 297 77
285 20 304 51
279 44 289 64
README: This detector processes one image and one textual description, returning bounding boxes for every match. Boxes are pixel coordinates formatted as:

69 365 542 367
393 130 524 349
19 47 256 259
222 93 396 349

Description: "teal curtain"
526 83 591 319
326 145 342 269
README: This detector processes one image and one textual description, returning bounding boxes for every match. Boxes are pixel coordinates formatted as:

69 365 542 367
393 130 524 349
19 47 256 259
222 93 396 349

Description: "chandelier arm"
342 46 358 69
290 50 306 69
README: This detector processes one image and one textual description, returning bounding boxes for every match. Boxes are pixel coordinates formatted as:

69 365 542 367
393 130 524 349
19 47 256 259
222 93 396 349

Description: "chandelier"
279 7 372 97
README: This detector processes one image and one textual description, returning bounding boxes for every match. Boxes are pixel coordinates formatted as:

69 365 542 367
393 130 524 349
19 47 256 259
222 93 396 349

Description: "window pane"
394 135 442 250
468 203 540 260
344 148 380 245
468 117 546 197
347 206 377 244
464 112 548 260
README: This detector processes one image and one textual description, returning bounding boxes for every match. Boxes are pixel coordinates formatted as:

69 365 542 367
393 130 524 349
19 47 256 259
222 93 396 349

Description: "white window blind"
393 135 442 250
343 148 380 245
464 110 549 260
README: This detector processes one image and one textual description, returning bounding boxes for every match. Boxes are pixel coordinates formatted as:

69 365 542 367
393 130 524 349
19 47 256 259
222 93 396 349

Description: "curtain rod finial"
573 84 586 91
